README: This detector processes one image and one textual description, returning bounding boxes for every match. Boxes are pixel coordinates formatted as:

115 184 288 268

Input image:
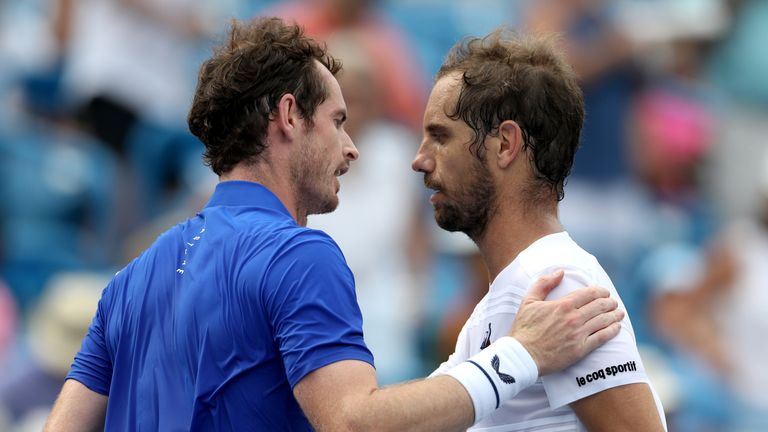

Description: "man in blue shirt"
45 18 624 431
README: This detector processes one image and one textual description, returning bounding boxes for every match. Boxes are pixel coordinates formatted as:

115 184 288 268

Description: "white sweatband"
444 337 538 423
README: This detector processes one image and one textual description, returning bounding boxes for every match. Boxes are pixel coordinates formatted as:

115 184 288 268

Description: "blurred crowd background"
0 0 766 430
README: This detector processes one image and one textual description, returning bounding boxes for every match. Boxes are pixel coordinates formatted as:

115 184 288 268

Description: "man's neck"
220 163 306 226
474 199 563 284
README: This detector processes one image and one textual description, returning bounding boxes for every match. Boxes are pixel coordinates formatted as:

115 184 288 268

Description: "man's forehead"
429 72 462 108
315 62 346 111
430 73 462 102
424 72 462 121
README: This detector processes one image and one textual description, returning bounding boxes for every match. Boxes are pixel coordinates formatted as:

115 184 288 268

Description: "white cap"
28 272 108 376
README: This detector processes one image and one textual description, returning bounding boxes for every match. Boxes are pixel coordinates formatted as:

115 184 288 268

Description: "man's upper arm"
570 383 665 431
44 379 108 432
540 269 650 408
260 231 374 387
538 269 666 430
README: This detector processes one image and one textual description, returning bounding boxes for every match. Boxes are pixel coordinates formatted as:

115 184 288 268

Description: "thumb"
526 269 564 301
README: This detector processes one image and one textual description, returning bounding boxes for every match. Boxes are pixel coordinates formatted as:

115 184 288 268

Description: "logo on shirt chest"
480 323 492 350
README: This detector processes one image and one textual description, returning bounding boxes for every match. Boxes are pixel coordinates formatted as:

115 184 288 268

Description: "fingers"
525 269 564 301
583 320 623 354
583 309 625 340
577 296 618 323
563 285 611 309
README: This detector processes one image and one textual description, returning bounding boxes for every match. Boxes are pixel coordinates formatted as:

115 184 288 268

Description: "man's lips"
424 177 443 203
334 164 349 177
424 177 441 192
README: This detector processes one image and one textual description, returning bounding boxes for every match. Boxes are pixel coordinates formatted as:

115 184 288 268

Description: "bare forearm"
342 376 473 432
295 360 475 432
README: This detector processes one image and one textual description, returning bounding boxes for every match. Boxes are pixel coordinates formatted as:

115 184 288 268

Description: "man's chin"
435 209 486 239
308 196 339 216
434 211 464 233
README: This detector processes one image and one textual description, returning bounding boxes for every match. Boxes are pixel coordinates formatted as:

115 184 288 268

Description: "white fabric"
431 232 666 431
445 337 538 423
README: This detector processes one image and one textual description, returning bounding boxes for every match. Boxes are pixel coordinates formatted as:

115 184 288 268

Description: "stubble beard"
432 160 496 241
290 135 339 218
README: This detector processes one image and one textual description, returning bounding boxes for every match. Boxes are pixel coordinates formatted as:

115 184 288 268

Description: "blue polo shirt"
67 181 374 431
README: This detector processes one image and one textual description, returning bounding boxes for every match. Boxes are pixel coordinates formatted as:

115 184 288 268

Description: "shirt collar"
204 181 293 219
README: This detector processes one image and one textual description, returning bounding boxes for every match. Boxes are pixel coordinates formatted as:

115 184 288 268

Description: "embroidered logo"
491 355 516 384
480 323 492 350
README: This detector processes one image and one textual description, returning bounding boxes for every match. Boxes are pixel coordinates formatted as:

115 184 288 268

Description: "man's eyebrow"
425 123 449 135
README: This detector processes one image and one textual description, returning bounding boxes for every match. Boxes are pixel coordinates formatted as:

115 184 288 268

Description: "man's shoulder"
239 225 348 274
248 223 342 253
517 232 600 279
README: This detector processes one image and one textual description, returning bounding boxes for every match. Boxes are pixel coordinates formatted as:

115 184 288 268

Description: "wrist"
443 337 538 423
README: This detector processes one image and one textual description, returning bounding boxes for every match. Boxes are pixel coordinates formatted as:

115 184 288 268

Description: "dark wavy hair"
188 17 341 175
437 29 584 201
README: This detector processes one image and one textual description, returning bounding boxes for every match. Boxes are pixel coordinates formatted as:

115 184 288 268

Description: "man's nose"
344 134 359 161
411 147 434 173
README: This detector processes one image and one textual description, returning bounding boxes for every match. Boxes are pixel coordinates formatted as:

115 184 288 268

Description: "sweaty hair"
188 17 341 175
437 29 584 201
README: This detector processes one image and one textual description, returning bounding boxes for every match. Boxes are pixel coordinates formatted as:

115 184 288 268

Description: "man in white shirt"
412 29 667 431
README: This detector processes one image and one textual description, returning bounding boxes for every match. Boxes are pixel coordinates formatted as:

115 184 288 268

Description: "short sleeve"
539 267 649 409
66 283 114 395
260 231 374 388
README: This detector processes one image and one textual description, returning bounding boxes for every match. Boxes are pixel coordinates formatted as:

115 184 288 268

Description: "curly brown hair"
188 17 341 175
437 29 584 201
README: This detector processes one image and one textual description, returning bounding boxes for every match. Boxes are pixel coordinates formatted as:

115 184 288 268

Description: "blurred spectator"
630 89 725 431
0 80 118 313
628 30 729 429
0 272 105 432
54 0 227 226
269 0 428 130
652 151 768 430
308 32 426 384
524 0 639 182
629 83 718 245
56 0 220 148
714 192 768 429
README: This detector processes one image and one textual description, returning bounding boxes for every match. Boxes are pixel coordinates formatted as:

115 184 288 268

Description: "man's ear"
497 120 523 169
275 93 300 140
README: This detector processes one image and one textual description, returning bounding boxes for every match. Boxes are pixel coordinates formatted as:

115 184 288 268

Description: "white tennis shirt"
431 232 666 431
